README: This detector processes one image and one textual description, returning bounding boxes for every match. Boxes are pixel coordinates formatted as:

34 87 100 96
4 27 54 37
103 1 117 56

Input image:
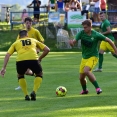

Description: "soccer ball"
56 86 67 97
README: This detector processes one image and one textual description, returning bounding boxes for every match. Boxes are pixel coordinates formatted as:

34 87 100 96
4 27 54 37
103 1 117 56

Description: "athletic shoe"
30 91 36 101
93 68 102 72
80 90 89 95
25 95 30 101
96 88 102 94
15 86 21 90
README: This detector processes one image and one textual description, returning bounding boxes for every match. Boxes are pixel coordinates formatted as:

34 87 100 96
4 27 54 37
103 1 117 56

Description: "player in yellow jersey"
15 17 44 90
17 17 44 43
0 30 50 101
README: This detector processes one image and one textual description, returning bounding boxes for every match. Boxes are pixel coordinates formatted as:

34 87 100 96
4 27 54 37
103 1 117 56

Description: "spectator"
55 0 65 13
64 2 70 22
48 0 56 12
64 2 70 12
27 0 41 22
21 9 29 27
93 0 101 22
100 0 106 11
69 0 82 11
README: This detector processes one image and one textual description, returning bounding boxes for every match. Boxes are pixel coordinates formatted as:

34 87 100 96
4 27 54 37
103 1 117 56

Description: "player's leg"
79 73 88 94
84 57 102 94
25 68 34 76
93 41 106 72
16 61 30 100
37 11 40 22
15 68 34 90
79 58 88 94
29 60 43 101
107 41 117 58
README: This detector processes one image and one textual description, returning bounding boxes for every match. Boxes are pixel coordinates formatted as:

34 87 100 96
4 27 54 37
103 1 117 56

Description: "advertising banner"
67 11 86 28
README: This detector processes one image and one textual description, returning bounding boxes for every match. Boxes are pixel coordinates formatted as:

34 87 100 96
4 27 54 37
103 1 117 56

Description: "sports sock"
81 85 87 91
98 53 103 69
92 81 99 88
112 54 117 58
19 78 28 95
33 77 42 93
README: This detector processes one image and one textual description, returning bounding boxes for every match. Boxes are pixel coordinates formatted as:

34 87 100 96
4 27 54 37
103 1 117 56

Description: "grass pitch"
0 52 117 117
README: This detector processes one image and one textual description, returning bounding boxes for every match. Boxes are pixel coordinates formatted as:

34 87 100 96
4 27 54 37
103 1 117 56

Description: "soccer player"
93 12 116 72
15 17 44 90
69 19 117 94
17 17 44 43
0 30 50 101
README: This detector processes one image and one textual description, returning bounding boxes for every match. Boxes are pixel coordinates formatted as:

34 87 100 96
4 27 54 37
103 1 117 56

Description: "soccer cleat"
96 88 102 94
93 68 102 72
30 91 36 101
80 90 89 95
25 95 30 101
15 86 21 90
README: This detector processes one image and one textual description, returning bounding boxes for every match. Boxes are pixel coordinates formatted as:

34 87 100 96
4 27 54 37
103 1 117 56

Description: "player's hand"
0 68 6 77
69 40 74 47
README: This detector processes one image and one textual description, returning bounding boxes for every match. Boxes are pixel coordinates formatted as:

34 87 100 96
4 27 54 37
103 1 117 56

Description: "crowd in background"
20 0 107 25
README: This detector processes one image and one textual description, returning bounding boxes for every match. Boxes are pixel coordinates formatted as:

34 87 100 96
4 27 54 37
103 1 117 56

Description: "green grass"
0 52 117 117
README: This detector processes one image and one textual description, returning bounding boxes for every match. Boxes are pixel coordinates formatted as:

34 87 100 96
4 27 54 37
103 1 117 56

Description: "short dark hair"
100 12 106 15
82 19 92 27
19 30 27 38
24 17 33 22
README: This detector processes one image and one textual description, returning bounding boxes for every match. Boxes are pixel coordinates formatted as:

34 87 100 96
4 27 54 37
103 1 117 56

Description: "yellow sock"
19 78 28 96
33 77 42 93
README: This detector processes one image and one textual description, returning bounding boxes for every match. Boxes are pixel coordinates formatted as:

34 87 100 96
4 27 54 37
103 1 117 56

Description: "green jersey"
75 30 106 59
101 19 114 41
50 0 55 4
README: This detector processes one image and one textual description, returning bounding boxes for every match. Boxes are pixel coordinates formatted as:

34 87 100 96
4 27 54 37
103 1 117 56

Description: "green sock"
98 53 103 69
81 85 87 91
92 81 99 88
112 54 117 58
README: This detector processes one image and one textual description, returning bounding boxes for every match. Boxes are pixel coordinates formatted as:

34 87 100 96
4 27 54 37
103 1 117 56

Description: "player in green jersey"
69 19 117 94
93 12 116 72
0 30 50 101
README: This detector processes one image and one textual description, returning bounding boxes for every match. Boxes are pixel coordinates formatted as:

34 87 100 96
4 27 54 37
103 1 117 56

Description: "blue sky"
0 0 48 8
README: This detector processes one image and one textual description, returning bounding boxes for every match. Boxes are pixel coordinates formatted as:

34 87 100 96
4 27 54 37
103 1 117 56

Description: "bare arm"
76 1 82 11
0 53 11 77
69 39 77 47
38 46 50 62
101 26 112 35
55 3 58 11
27 2 33 7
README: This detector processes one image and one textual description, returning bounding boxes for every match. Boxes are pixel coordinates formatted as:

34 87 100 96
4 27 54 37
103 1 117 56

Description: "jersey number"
21 39 31 46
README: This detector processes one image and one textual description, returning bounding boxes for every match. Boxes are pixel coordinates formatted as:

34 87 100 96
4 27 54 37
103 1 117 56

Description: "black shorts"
34 11 40 19
16 60 42 75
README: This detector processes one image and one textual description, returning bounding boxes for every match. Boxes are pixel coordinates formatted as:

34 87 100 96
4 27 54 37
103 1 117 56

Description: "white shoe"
15 86 21 90
104 52 106 54
93 68 102 72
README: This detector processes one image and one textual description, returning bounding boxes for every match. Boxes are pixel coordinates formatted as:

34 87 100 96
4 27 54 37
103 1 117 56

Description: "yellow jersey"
8 37 46 61
17 27 44 42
